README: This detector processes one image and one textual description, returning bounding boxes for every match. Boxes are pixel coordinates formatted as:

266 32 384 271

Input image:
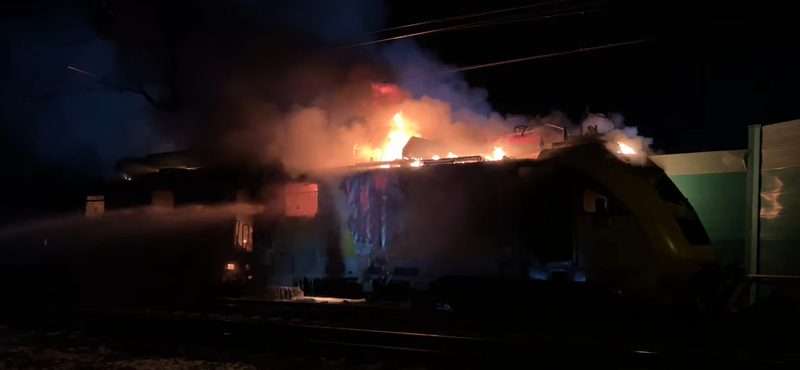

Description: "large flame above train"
354 110 507 164
349 83 520 165
342 82 650 169
361 112 420 162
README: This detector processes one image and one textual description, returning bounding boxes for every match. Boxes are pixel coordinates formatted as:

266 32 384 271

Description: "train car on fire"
5 131 723 311
264 138 720 308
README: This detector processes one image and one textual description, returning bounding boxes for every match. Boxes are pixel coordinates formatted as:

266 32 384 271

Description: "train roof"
307 140 650 178
115 138 660 186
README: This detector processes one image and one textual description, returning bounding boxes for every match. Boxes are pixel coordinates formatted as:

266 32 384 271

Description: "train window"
285 183 318 217
651 175 710 245
653 176 688 205
583 190 607 213
234 220 241 247
248 226 253 252
241 224 252 252
233 217 254 251
582 189 626 215
85 195 104 216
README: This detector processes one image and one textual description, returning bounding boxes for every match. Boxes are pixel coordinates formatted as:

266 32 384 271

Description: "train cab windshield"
642 166 711 246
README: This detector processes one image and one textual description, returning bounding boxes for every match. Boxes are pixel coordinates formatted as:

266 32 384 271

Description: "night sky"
382 0 800 153
1 0 799 218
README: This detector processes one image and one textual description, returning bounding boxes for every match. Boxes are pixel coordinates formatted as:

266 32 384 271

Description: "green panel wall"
669 173 747 264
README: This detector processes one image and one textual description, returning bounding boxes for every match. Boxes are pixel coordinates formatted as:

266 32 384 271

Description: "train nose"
683 262 748 311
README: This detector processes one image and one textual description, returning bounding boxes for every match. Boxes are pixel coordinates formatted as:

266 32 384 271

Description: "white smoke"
601 125 654 166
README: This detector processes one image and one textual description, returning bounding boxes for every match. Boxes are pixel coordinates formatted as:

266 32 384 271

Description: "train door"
537 180 575 265
519 166 577 273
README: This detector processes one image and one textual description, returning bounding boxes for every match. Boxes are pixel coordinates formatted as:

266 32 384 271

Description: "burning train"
0 94 723 310
267 137 715 306
76 117 718 309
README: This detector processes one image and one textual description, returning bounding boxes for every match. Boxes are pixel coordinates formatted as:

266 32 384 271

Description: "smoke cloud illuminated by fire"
228 75 654 176
245 79 528 176
64 0 654 177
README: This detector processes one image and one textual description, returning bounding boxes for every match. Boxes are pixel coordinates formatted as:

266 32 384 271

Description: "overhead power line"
67 65 96 77
442 39 654 74
445 3 602 31
339 2 604 49
370 0 574 34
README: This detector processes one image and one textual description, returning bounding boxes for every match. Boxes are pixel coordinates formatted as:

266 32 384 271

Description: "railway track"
2 302 800 369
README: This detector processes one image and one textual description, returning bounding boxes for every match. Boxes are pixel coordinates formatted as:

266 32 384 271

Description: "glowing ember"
447 152 457 158
411 160 422 167
432 155 440 160
618 142 635 154
484 147 506 161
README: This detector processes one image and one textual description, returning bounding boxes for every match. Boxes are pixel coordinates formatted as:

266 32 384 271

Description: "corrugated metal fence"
651 120 800 283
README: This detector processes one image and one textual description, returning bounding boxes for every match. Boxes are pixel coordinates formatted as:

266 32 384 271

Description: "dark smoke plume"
74 0 652 176
77 0 399 170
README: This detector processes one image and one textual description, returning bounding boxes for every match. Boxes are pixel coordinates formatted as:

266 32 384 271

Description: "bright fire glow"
484 147 506 161
381 112 419 162
618 142 635 154
352 111 513 166
353 112 422 164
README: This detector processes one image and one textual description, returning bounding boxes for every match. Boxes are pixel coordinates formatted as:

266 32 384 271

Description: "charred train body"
269 141 714 305
57 136 713 308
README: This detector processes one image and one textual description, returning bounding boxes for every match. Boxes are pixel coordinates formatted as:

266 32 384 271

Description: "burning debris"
485 147 506 161
601 127 653 166
353 111 421 163
337 93 651 171
350 108 515 167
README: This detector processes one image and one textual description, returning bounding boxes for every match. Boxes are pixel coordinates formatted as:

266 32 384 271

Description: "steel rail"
4 304 799 369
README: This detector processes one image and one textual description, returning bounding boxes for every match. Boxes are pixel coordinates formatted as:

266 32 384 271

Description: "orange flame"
484 147 505 161
352 111 503 166
618 142 635 154
380 112 419 161
353 112 420 163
